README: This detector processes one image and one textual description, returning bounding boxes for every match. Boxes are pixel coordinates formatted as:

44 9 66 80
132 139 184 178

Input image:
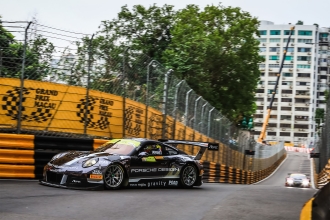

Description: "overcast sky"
1 0 329 35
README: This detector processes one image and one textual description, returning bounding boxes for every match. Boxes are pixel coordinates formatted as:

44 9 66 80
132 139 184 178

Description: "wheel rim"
104 165 124 188
182 166 196 186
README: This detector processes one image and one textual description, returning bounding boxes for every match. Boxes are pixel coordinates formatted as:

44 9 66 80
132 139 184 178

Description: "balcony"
295 93 311 99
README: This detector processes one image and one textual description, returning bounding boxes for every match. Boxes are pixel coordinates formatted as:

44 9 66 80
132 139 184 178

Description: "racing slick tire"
180 164 197 188
104 164 125 190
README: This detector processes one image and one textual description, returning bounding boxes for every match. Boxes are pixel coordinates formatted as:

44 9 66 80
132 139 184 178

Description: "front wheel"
180 164 197 188
104 164 125 190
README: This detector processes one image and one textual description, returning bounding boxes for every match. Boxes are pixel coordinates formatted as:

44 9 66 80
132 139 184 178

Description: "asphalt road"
0 151 316 220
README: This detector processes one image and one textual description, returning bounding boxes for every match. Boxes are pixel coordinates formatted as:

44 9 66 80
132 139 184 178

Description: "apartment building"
254 21 330 147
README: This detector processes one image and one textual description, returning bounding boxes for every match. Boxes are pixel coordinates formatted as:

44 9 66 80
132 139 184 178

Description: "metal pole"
172 80 184 118
200 103 207 134
122 47 129 138
0 49 2 76
83 34 94 135
162 69 173 139
184 89 193 125
17 21 32 134
207 107 215 137
146 60 161 106
194 96 202 130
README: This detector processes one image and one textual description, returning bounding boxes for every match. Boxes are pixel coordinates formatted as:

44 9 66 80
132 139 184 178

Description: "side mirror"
138 152 149 158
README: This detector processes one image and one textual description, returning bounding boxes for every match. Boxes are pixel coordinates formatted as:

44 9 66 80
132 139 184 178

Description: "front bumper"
40 164 105 190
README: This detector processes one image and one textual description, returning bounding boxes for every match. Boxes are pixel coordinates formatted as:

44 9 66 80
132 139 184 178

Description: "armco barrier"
0 133 285 185
300 181 330 220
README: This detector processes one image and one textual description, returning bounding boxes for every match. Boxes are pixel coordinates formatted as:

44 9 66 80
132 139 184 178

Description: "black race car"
40 138 219 190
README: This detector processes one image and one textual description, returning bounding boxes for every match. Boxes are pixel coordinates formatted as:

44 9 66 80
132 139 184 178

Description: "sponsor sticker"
90 174 103 179
141 157 156 162
168 180 178 186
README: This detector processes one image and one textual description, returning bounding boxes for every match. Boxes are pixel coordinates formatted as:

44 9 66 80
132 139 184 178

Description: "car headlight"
287 179 293 184
83 158 99 168
302 180 309 185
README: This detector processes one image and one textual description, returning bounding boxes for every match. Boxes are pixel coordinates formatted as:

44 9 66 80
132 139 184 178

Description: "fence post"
122 47 129 138
207 107 215 137
83 34 94 136
17 21 32 134
162 69 173 139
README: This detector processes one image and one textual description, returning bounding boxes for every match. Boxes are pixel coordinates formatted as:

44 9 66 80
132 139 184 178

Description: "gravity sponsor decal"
147 181 166 187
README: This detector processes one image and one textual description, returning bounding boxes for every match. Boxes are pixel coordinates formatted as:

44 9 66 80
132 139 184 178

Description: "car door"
129 143 168 179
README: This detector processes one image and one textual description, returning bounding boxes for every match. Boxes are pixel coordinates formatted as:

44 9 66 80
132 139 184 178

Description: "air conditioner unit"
277 52 280 54
269 69 273 71
297 69 300 71
261 102 264 105
305 103 309 106
277 43 280 46
260 111 264 113
282 77 286 80
257 93 261 97
260 69 265 71
306 93 310 95
276 60 280 63
308 61 311 64
274 103 278 106
282 128 286 131
261 85 265 88
289 103 292 106
290 86 293 89
258 119 262 122
299 129 302 131
290 61 294 63
262 43 266 46
291 43 294 46
308 52 311 55
301 129 305 131
298 138 302 140
289 69 293 71
284 94 288 97
290 52 294 55
307 87 310 89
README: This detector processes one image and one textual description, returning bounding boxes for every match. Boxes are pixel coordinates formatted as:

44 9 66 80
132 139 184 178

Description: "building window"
297 56 311 61
268 81 276 85
281 107 292 110
259 64 265 68
259 47 266 52
268 132 277 136
256 98 264 102
298 31 312 36
268 72 277 77
282 81 293 86
281 98 292 102
284 30 295 35
260 72 265 77
295 107 309 111
283 72 293 77
283 64 293 68
270 30 281 35
270 38 281 42
298 47 312 52
269 64 280 68
268 89 278 94
282 90 292 94
259 30 267 35
283 38 295 43
258 38 267 43
256 89 264 93
297 73 310 77
296 82 310 86
283 47 294 52
269 55 279 60
281 115 292 120
298 39 312 43
285 56 293 61
319 50 327 54
269 47 280 52
280 132 291 136
297 64 311 69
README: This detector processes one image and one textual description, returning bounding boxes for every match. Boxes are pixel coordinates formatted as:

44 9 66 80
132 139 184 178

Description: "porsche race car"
285 173 310 188
40 138 218 190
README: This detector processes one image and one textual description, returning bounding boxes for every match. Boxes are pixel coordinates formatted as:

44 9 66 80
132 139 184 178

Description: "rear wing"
158 139 219 160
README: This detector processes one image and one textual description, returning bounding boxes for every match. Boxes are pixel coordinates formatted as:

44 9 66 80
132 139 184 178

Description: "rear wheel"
104 164 124 190
180 164 197 188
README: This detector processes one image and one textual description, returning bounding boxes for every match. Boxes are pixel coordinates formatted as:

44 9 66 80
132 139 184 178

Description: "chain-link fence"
0 20 286 171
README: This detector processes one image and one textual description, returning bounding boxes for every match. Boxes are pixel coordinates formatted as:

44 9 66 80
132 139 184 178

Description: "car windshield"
95 141 136 155
290 174 306 179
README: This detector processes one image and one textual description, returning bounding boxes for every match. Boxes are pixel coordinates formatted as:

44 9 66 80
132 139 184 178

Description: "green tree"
163 4 263 121
0 19 55 80
296 20 304 25
315 108 325 126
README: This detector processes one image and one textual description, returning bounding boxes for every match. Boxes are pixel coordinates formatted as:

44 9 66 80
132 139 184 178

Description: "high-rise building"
254 21 330 147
